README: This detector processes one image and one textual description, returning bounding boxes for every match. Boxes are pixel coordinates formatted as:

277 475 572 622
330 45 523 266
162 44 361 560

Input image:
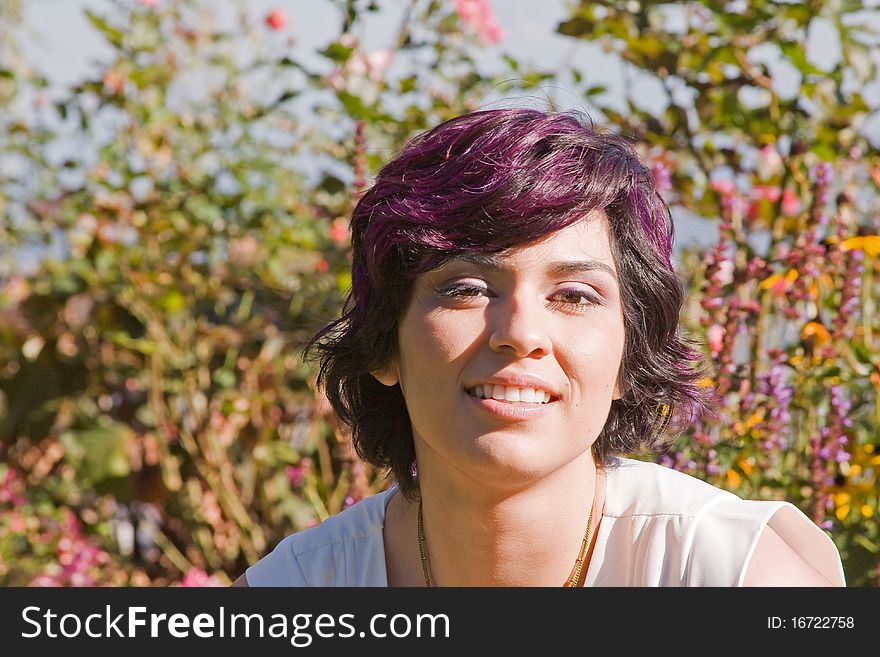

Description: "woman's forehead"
443 252 619 285
426 214 618 278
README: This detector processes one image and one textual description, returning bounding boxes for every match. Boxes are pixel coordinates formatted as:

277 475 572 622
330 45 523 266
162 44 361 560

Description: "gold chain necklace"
417 495 595 587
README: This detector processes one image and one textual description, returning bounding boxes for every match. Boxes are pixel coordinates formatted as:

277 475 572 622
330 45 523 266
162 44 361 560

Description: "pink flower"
330 218 350 245
454 0 505 43
178 568 222 587
8 511 26 533
707 324 724 355
479 18 505 43
751 185 781 203
139 0 160 7
769 277 789 298
0 468 25 506
366 50 394 81
781 189 800 216
756 144 783 177
709 179 735 196
286 464 305 487
265 9 288 31
31 575 62 587
715 260 734 286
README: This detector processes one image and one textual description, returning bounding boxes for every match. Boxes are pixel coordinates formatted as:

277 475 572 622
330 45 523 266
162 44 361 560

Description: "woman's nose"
487 295 552 358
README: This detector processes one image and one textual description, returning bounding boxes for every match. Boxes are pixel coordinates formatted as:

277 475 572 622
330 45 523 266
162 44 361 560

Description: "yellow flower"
738 458 754 475
745 413 764 431
841 235 880 256
760 272 783 290
726 469 741 487
861 505 874 519
801 321 831 347
760 269 799 295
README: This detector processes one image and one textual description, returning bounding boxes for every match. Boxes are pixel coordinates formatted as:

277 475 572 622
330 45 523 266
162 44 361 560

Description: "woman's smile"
464 389 559 420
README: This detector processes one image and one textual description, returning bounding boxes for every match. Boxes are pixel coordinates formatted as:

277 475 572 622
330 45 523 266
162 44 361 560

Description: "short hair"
304 108 714 500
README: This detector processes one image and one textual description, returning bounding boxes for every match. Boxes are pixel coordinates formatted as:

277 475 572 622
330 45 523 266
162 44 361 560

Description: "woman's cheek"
423 313 482 360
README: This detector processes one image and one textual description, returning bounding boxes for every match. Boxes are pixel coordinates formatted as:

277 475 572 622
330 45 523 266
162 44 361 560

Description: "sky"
9 0 880 259
13 0 715 250
19 1 577 82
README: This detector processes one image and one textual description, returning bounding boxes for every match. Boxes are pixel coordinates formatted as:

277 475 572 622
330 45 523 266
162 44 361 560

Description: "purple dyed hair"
304 108 714 500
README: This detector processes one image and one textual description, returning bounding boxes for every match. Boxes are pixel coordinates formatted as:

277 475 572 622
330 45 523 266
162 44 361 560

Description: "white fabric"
245 457 846 587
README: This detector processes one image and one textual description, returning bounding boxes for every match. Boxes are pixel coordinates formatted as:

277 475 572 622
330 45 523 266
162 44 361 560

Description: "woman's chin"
459 439 565 487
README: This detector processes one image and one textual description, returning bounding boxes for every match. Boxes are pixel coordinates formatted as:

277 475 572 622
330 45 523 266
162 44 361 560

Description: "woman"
234 108 845 586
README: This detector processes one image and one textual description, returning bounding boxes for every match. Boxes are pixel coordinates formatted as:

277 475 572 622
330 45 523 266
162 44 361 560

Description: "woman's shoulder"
596 457 845 586
244 487 396 586
603 456 736 519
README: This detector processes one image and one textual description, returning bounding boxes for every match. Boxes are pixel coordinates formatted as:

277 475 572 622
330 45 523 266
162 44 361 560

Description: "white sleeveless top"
245 457 846 586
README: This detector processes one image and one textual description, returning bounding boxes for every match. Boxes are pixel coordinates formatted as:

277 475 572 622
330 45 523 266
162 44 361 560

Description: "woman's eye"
551 288 601 309
436 283 488 299
435 284 600 309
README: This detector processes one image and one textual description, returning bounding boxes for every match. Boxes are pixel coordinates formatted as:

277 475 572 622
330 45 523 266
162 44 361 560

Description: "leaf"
337 91 371 120
60 424 130 485
84 10 125 49
212 368 236 388
318 174 345 195
810 142 836 161
779 42 825 76
317 42 354 64
399 76 417 93
557 17 593 38
160 289 186 313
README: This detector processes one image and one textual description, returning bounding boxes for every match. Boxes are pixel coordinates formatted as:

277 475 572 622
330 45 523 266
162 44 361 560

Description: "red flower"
265 9 288 30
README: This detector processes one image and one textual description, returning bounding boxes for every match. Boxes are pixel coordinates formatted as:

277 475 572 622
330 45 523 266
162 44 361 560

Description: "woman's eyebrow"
452 254 619 285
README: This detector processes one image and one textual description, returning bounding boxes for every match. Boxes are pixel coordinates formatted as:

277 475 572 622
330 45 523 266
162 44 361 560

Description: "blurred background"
1 0 878 586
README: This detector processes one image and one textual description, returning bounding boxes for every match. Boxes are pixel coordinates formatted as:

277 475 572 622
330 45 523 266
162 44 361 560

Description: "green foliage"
1 0 878 587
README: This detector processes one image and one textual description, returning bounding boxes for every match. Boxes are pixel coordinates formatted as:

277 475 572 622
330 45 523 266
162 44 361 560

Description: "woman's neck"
384 451 603 587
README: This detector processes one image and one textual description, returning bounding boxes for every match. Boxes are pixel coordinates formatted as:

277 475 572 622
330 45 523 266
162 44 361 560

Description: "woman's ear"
612 375 628 401
370 359 400 387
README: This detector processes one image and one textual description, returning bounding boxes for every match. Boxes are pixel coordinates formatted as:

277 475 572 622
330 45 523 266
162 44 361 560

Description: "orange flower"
760 269 798 297
726 469 742 488
801 321 831 346
841 235 880 256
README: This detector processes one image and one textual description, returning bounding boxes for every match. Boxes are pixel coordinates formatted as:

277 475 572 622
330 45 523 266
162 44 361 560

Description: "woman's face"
373 214 626 489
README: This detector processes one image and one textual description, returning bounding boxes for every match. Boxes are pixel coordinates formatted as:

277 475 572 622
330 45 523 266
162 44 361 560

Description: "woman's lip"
464 389 557 420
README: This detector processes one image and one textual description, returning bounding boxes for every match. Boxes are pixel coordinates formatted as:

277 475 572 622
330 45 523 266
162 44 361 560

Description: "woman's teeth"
466 385 552 404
